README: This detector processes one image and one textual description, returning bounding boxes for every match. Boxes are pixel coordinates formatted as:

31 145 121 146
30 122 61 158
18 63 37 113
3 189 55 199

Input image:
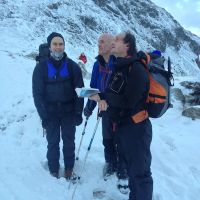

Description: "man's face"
50 37 64 52
98 35 113 56
111 33 128 57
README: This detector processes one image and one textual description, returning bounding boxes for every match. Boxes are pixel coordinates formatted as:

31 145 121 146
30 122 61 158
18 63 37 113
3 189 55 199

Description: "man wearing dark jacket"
32 32 84 179
84 33 127 182
90 32 153 200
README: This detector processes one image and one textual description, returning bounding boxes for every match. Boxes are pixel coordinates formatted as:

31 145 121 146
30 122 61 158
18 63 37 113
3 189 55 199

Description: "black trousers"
45 113 76 173
116 118 153 200
102 111 117 165
102 111 127 175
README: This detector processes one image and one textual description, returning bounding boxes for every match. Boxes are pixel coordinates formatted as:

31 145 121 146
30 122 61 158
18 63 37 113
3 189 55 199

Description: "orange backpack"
141 53 174 118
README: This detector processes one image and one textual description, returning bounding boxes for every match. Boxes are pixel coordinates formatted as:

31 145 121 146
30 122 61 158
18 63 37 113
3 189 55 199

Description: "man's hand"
89 94 108 111
89 94 101 102
98 100 108 111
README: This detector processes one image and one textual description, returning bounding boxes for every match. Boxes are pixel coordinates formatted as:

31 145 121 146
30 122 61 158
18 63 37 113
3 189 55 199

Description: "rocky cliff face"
172 81 200 120
0 0 200 75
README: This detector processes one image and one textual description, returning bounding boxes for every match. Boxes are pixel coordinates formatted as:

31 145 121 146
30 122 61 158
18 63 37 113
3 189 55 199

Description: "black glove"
75 113 83 126
84 100 96 118
84 105 92 118
42 118 49 129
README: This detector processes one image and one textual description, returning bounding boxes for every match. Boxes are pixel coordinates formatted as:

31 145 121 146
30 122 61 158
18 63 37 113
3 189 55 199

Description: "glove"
84 100 96 118
42 118 49 129
84 105 92 118
75 113 83 126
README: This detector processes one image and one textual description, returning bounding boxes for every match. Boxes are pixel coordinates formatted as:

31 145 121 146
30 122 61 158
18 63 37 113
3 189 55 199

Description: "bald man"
84 33 127 181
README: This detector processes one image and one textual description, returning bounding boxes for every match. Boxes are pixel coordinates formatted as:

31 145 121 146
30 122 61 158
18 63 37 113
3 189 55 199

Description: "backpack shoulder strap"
131 58 150 107
66 58 74 88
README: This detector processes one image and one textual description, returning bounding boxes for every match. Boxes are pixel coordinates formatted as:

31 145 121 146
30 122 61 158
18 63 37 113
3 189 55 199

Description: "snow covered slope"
0 1 200 200
1 49 200 200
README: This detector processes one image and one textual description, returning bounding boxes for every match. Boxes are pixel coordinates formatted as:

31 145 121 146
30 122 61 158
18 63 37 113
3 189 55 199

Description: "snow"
1 40 200 200
0 0 200 199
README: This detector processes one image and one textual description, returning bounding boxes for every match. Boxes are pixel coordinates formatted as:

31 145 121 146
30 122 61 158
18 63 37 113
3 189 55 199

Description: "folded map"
75 87 100 98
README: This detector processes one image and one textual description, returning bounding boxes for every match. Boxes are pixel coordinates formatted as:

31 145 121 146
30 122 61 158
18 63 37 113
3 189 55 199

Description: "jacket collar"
49 52 67 68
95 55 116 67
114 55 136 71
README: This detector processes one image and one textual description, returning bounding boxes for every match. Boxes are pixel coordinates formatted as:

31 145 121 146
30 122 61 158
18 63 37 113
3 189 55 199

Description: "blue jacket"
86 55 115 111
90 55 114 92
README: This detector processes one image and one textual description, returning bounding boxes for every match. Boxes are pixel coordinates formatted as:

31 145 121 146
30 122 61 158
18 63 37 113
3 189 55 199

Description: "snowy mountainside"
0 0 200 75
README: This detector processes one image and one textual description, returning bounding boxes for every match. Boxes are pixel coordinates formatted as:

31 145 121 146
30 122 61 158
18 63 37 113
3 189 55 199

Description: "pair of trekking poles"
69 112 102 200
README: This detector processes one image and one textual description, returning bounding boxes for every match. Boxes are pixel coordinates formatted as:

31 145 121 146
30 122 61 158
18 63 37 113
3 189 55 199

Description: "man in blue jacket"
84 33 127 181
32 32 84 179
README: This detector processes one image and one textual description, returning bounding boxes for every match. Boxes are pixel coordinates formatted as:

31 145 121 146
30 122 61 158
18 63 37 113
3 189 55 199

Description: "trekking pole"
168 56 171 73
67 117 89 190
71 112 102 200
168 56 174 86
168 57 174 109
76 116 89 160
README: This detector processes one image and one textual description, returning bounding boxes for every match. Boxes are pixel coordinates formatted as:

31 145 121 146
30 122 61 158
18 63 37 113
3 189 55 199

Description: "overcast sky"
151 0 200 37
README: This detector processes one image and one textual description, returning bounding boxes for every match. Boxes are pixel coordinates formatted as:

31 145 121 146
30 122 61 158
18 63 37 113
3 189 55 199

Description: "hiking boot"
50 172 59 179
65 169 73 179
117 178 129 194
103 163 116 180
116 168 129 194
64 169 80 183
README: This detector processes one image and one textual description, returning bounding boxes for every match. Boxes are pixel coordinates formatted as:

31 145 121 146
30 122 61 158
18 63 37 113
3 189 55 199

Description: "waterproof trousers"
116 118 153 200
45 113 76 173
